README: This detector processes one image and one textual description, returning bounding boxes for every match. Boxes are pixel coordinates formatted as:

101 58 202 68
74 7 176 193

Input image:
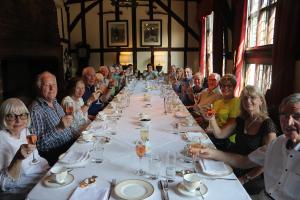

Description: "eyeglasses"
5 113 29 121
279 112 300 121
220 84 233 89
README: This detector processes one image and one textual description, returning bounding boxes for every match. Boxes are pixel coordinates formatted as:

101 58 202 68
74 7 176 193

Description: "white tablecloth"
27 81 251 200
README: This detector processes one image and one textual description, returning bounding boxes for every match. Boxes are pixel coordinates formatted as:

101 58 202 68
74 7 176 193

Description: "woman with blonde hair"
196 85 278 194
0 98 48 200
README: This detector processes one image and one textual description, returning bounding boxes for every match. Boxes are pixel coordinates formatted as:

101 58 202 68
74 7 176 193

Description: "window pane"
257 11 267 45
267 7 276 44
245 64 272 94
248 15 258 47
261 0 268 8
250 0 260 14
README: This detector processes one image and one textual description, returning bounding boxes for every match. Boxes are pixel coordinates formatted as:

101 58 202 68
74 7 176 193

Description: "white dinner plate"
177 182 208 197
43 174 74 188
113 179 154 200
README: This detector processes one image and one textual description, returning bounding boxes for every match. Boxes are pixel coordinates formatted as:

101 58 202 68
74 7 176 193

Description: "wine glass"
26 128 40 165
64 101 74 115
135 139 146 176
94 83 102 105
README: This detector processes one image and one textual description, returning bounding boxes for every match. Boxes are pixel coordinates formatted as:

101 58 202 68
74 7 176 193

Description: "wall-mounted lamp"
119 52 132 67
154 52 166 73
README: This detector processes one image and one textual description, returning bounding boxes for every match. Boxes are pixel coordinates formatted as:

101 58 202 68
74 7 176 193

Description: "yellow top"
213 97 240 127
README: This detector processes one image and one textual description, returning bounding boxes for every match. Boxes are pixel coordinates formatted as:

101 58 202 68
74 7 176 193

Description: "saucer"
76 136 96 143
177 182 208 197
43 174 74 188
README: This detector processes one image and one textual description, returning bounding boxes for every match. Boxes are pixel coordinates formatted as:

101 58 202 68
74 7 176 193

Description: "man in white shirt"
192 93 300 200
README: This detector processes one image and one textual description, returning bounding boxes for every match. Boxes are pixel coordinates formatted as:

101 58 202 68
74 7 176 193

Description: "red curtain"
232 0 247 96
197 0 213 75
269 0 300 105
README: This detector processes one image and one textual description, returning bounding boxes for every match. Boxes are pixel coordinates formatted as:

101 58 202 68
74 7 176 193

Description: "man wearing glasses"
191 93 300 200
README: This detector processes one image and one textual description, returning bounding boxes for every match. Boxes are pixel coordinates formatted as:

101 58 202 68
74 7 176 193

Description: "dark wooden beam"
69 1 99 32
149 0 154 67
65 6 71 49
132 0 137 69
60 8 65 39
154 0 199 40
167 0 171 70
99 0 104 65
184 0 188 67
81 0 86 43
74 47 199 53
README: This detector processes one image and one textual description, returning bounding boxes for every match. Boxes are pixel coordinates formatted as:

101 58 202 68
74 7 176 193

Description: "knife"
159 180 169 200
108 178 116 199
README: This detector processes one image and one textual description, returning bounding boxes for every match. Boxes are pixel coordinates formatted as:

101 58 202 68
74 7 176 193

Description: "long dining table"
27 80 251 200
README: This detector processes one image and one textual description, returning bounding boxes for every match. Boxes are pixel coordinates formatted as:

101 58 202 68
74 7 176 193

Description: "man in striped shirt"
30 71 79 166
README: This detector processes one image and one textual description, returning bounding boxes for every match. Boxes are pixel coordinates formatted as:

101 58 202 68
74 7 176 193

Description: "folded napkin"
96 112 107 121
69 184 109 200
186 132 207 142
60 151 89 164
199 158 229 176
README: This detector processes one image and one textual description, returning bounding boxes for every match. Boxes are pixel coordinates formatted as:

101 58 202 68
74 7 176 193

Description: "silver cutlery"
200 177 237 181
196 187 204 200
159 180 169 200
108 178 116 199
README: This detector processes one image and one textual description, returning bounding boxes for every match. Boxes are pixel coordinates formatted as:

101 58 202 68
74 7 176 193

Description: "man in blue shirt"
30 71 78 166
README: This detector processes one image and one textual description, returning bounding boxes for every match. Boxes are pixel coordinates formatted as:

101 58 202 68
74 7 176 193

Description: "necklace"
244 116 259 134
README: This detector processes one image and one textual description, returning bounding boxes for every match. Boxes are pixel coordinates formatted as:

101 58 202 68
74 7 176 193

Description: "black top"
230 117 278 155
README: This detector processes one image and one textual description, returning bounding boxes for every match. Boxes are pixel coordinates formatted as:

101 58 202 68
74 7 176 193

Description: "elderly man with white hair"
30 71 78 166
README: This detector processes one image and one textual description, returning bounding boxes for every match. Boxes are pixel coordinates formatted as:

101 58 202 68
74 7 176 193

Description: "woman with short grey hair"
0 98 48 200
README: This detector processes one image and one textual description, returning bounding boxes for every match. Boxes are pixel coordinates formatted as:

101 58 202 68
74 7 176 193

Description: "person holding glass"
190 93 300 200
0 98 48 200
62 77 100 132
30 71 78 166
198 86 278 194
205 74 240 150
82 66 115 118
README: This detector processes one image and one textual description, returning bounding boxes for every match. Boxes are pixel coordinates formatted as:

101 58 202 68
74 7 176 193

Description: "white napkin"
60 151 89 164
96 112 107 121
186 132 208 142
199 158 229 176
69 184 109 200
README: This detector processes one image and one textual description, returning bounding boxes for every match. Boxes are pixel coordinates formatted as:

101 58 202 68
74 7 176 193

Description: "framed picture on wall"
107 20 128 47
140 20 162 46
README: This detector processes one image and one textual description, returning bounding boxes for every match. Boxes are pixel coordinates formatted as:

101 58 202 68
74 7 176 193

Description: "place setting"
43 165 74 188
176 173 208 199
57 150 90 168
77 131 96 143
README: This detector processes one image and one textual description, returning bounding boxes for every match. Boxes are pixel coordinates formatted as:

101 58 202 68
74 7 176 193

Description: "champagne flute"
135 139 146 176
64 101 74 115
94 83 102 105
26 128 40 165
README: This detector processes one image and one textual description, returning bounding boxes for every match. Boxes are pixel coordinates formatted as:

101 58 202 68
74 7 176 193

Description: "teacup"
81 131 94 141
139 112 150 119
183 173 202 192
140 118 151 127
50 166 68 184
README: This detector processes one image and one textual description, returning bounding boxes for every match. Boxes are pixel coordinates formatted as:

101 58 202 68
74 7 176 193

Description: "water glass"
148 154 161 179
91 140 104 163
165 151 176 181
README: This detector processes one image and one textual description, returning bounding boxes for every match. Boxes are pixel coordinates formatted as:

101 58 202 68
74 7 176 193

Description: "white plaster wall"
64 0 199 70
